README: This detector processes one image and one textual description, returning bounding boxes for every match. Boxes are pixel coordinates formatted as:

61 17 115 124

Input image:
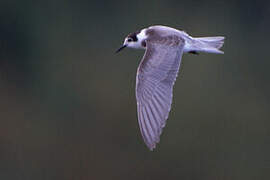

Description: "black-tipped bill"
115 45 127 53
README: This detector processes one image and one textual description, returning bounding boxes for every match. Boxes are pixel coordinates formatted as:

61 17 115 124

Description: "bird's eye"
127 38 132 42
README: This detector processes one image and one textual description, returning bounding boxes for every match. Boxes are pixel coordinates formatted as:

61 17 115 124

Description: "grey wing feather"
136 35 185 150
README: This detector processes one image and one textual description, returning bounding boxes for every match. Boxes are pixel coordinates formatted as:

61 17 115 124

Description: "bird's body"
116 25 224 150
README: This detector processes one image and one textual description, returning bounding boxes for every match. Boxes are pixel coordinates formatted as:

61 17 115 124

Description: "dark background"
0 0 270 179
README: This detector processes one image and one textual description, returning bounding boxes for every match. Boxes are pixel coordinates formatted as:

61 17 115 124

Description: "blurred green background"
0 0 270 179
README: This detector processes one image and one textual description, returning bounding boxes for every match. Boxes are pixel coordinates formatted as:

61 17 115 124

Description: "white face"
123 29 147 49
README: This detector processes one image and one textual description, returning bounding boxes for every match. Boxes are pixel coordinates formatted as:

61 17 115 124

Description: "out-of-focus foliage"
0 0 270 179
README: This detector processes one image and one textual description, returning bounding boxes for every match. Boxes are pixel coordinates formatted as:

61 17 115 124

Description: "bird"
116 25 224 150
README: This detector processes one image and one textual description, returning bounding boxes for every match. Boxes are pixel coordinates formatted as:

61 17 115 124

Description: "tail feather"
195 36 224 49
193 36 225 54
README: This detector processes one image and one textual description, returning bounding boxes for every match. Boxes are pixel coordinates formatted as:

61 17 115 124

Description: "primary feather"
136 32 185 150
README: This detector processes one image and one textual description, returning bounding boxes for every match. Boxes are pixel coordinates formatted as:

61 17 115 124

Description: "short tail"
193 36 225 54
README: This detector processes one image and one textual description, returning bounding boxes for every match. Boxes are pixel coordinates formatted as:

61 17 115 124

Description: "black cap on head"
127 30 141 42
115 30 141 53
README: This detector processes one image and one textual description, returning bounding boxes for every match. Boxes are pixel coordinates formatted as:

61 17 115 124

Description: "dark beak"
115 45 127 53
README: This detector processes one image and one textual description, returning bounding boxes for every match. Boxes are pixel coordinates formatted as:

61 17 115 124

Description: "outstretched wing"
136 35 185 150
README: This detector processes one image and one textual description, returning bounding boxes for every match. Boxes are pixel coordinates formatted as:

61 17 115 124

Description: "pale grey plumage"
136 33 185 150
117 25 224 151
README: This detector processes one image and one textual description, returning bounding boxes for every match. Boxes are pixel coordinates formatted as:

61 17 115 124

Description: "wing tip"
143 114 170 151
147 142 157 151
145 132 163 151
